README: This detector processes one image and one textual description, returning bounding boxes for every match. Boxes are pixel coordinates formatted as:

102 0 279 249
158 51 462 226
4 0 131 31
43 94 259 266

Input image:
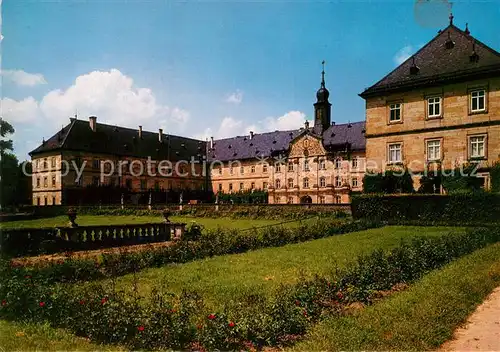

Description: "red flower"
24 275 32 279
303 309 308 317
1 300 6 306
197 324 203 330
336 292 343 300
137 325 145 332
39 301 45 307
207 314 216 320
101 297 108 304
79 299 85 305
228 321 235 328
170 309 177 313
295 300 301 306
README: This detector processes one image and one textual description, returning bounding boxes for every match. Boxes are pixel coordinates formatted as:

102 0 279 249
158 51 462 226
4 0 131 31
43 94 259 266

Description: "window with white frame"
263 181 268 189
388 143 402 163
319 177 326 187
251 182 255 189
469 135 486 159
51 157 56 168
239 182 244 190
288 197 294 204
426 140 442 161
218 184 222 192
319 159 326 170
229 183 233 191
319 196 326 204
263 164 268 173
288 178 294 188
335 176 342 187
304 159 310 171
352 157 358 169
335 158 342 169
352 177 358 188
389 103 402 122
428 97 442 118
303 177 309 188
251 165 255 173
275 179 281 189
275 163 281 173
470 90 486 112
288 162 294 172
334 195 342 203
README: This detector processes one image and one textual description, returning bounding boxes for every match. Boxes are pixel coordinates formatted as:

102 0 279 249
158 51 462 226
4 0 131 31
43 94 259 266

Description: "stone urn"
67 208 78 228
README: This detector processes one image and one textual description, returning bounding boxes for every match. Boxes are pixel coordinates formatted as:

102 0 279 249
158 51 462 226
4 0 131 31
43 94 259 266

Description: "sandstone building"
360 17 500 189
209 69 366 204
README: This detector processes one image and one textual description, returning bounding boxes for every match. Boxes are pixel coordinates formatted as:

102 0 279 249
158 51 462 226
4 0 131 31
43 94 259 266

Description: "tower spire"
321 60 326 88
449 12 454 25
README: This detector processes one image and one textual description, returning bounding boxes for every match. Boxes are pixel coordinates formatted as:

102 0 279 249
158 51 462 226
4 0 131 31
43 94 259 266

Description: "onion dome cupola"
313 60 332 134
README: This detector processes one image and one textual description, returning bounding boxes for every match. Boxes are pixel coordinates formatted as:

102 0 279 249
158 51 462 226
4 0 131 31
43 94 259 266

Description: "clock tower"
313 61 332 135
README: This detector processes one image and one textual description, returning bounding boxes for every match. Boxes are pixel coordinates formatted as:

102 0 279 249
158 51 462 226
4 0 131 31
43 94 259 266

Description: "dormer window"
470 90 486 113
389 103 402 122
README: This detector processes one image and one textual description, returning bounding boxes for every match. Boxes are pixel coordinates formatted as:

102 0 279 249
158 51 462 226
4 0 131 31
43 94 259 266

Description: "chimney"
89 116 97 132
158 128 163 142
250 131 254 140
138 125 143 139
210 136 214 149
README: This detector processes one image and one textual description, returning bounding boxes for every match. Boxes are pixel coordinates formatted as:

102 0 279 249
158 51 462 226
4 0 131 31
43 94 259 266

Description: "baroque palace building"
209 69 366 204
360 16 500 189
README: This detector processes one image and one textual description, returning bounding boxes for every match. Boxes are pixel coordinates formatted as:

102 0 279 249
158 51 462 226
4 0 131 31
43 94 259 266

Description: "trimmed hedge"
351 193 500 224
1 227 499 350
10 219 380 284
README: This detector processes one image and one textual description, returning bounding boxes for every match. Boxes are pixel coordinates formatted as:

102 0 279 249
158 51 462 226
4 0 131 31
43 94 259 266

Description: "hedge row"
2 227 499 350
10 219 379 284
21 204 350 220
351 193 500 224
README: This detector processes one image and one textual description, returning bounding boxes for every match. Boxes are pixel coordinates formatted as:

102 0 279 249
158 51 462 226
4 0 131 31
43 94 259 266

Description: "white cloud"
194 110 309 141
225 90 243 104
1 97 39 123
1 69 47 86
393 45 414 66
2 69 189 132
263 111 307 131
393 44 425 66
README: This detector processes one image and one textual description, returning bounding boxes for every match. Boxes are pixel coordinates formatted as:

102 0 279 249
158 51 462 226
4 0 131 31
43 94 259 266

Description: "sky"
2 0 500 161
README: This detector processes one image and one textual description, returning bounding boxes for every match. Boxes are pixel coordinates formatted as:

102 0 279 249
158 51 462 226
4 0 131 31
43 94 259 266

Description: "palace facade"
360 18 500 189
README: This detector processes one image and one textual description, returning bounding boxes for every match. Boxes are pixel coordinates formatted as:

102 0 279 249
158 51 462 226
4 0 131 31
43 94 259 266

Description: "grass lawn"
0 320 123 351
292 242 500 351
104 226 464 308
0 215 295 231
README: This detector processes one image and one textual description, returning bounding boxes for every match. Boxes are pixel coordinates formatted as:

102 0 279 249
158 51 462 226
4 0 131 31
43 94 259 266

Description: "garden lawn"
292 242 500 351
0 215 297 231
0 320 123 351
106 226 464 308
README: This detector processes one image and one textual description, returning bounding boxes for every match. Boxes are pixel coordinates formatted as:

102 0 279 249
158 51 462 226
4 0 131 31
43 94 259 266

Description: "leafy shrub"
2 226 498 350
441 164 484 194
491 162 500 193
363 168 414 194
351 193 500 224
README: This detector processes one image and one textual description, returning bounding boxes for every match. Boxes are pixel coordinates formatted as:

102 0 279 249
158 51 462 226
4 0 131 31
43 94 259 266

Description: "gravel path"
440 286 500 351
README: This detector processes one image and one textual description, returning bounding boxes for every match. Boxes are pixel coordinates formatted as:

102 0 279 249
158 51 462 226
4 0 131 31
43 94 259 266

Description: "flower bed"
1 226 499 350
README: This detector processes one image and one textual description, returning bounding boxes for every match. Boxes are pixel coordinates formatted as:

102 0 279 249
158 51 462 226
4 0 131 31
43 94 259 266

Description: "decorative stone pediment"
289 133 326 158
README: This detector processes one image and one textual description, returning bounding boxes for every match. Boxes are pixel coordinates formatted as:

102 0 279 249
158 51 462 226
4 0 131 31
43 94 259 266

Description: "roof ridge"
60 118 78 149
451 24 500 59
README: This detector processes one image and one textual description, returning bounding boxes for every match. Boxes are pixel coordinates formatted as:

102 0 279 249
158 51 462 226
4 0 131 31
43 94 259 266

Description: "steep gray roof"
360 24 500 97
209 121 365 162
29 118 206 161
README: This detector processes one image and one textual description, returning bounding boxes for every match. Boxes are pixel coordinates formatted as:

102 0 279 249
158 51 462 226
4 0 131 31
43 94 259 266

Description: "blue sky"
2 0 500 160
